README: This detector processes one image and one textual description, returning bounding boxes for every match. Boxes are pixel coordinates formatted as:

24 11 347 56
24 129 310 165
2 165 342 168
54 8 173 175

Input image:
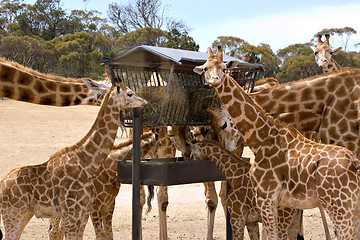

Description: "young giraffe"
311 34 342 73
0 81 147 239
193 46 360 239
48 127 172 240
167 125 219 240
143 126 176 240
0 56 111 106
192 105 304 240
191 140 305 240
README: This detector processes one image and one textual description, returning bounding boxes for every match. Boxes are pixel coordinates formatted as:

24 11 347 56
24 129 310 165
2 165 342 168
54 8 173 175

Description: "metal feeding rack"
103 45 263 240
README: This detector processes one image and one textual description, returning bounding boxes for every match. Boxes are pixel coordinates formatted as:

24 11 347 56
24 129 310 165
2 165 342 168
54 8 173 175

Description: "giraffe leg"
140 185 146 240
89 206 115 240
318 206 332 240
219 181 227 215
203 182 218 240
246 222 260 240
102 206 115 240
324 206 357 240
256 197 279 240
278 207 301 240
156 186 168 240
229 217 245 240
353 204 360 238
2 209 33 240
49 217 65 240
90 204 105 240
62 211 90 240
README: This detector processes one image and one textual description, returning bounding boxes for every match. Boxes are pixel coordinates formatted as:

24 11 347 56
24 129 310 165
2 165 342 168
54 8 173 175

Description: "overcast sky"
27 0 360 53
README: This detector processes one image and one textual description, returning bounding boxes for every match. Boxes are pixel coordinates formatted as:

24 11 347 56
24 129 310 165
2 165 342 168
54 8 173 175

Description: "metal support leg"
226 181 233 240
132 108 143 240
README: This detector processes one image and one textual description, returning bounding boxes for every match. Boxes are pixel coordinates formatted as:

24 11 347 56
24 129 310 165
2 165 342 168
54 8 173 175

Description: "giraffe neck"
0 60 90 106
196 140 250 183
214 75 291 154
102 131 155 172
322 58 341 73
50 87 119 175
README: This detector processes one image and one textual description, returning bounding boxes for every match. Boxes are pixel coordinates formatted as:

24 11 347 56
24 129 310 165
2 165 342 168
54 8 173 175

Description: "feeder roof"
105 45 263 70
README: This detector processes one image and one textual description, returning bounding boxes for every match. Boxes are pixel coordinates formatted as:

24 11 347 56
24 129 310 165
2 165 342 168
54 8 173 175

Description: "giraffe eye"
314 51 319 56
203 67 207 72
116 86 120 93
127 92 133 97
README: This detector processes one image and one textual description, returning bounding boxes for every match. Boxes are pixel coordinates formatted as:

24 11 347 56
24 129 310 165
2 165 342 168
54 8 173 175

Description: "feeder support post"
132 108 143 240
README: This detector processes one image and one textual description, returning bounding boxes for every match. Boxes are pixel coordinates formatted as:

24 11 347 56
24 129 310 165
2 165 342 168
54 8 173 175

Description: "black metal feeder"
103 45 263 240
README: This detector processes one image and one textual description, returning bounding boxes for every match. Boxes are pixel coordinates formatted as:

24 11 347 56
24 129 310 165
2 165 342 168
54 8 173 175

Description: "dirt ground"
0 99 336 239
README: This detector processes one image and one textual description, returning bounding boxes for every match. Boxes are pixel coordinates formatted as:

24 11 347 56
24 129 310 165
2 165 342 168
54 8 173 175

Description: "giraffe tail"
0 194 2 240
0 216 2 240
145 185 154 214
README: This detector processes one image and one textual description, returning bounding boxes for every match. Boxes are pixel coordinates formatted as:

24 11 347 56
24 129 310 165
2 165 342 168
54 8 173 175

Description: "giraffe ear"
207 47 214 58
193 65 205 75
331 47 342 55
310 46 317 53
82 78 102 90
225 60 239 69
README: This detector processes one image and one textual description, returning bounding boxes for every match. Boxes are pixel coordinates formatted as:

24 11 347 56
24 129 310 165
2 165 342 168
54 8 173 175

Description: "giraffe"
48 127 173 240
252 77 279 92
203 105 244 217
0 56 111 106
192 105 305 240
311 34 342 73
0 81 147 239
193 46 360 239
167 125 219 240
143 126 177 240
191 140 305 240
249 67 360 159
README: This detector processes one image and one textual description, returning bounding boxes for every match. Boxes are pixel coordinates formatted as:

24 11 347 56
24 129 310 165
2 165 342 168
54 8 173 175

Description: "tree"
16 0 70 40
277 43 314 59
332 51 360 69
114 27 166 53
0 0 26 30
108 0 165 34
107 0 184 35
211 36 248 57
0 35 56 72
161 28 199 51
276 54 320 83
211 37 280 77
51 32 103 77
276 43 320 82
68 9 107 33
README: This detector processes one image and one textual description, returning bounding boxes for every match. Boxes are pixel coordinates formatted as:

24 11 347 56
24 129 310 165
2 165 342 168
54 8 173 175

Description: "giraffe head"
190 141 209 161
107 81 147 109
311 34 342 70
82 78 112 105
193 46 238 86
205 105 244 157
167 126 193 159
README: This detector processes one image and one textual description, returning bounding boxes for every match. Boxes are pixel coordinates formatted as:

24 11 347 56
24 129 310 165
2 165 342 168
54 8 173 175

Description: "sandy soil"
0 99 336 239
